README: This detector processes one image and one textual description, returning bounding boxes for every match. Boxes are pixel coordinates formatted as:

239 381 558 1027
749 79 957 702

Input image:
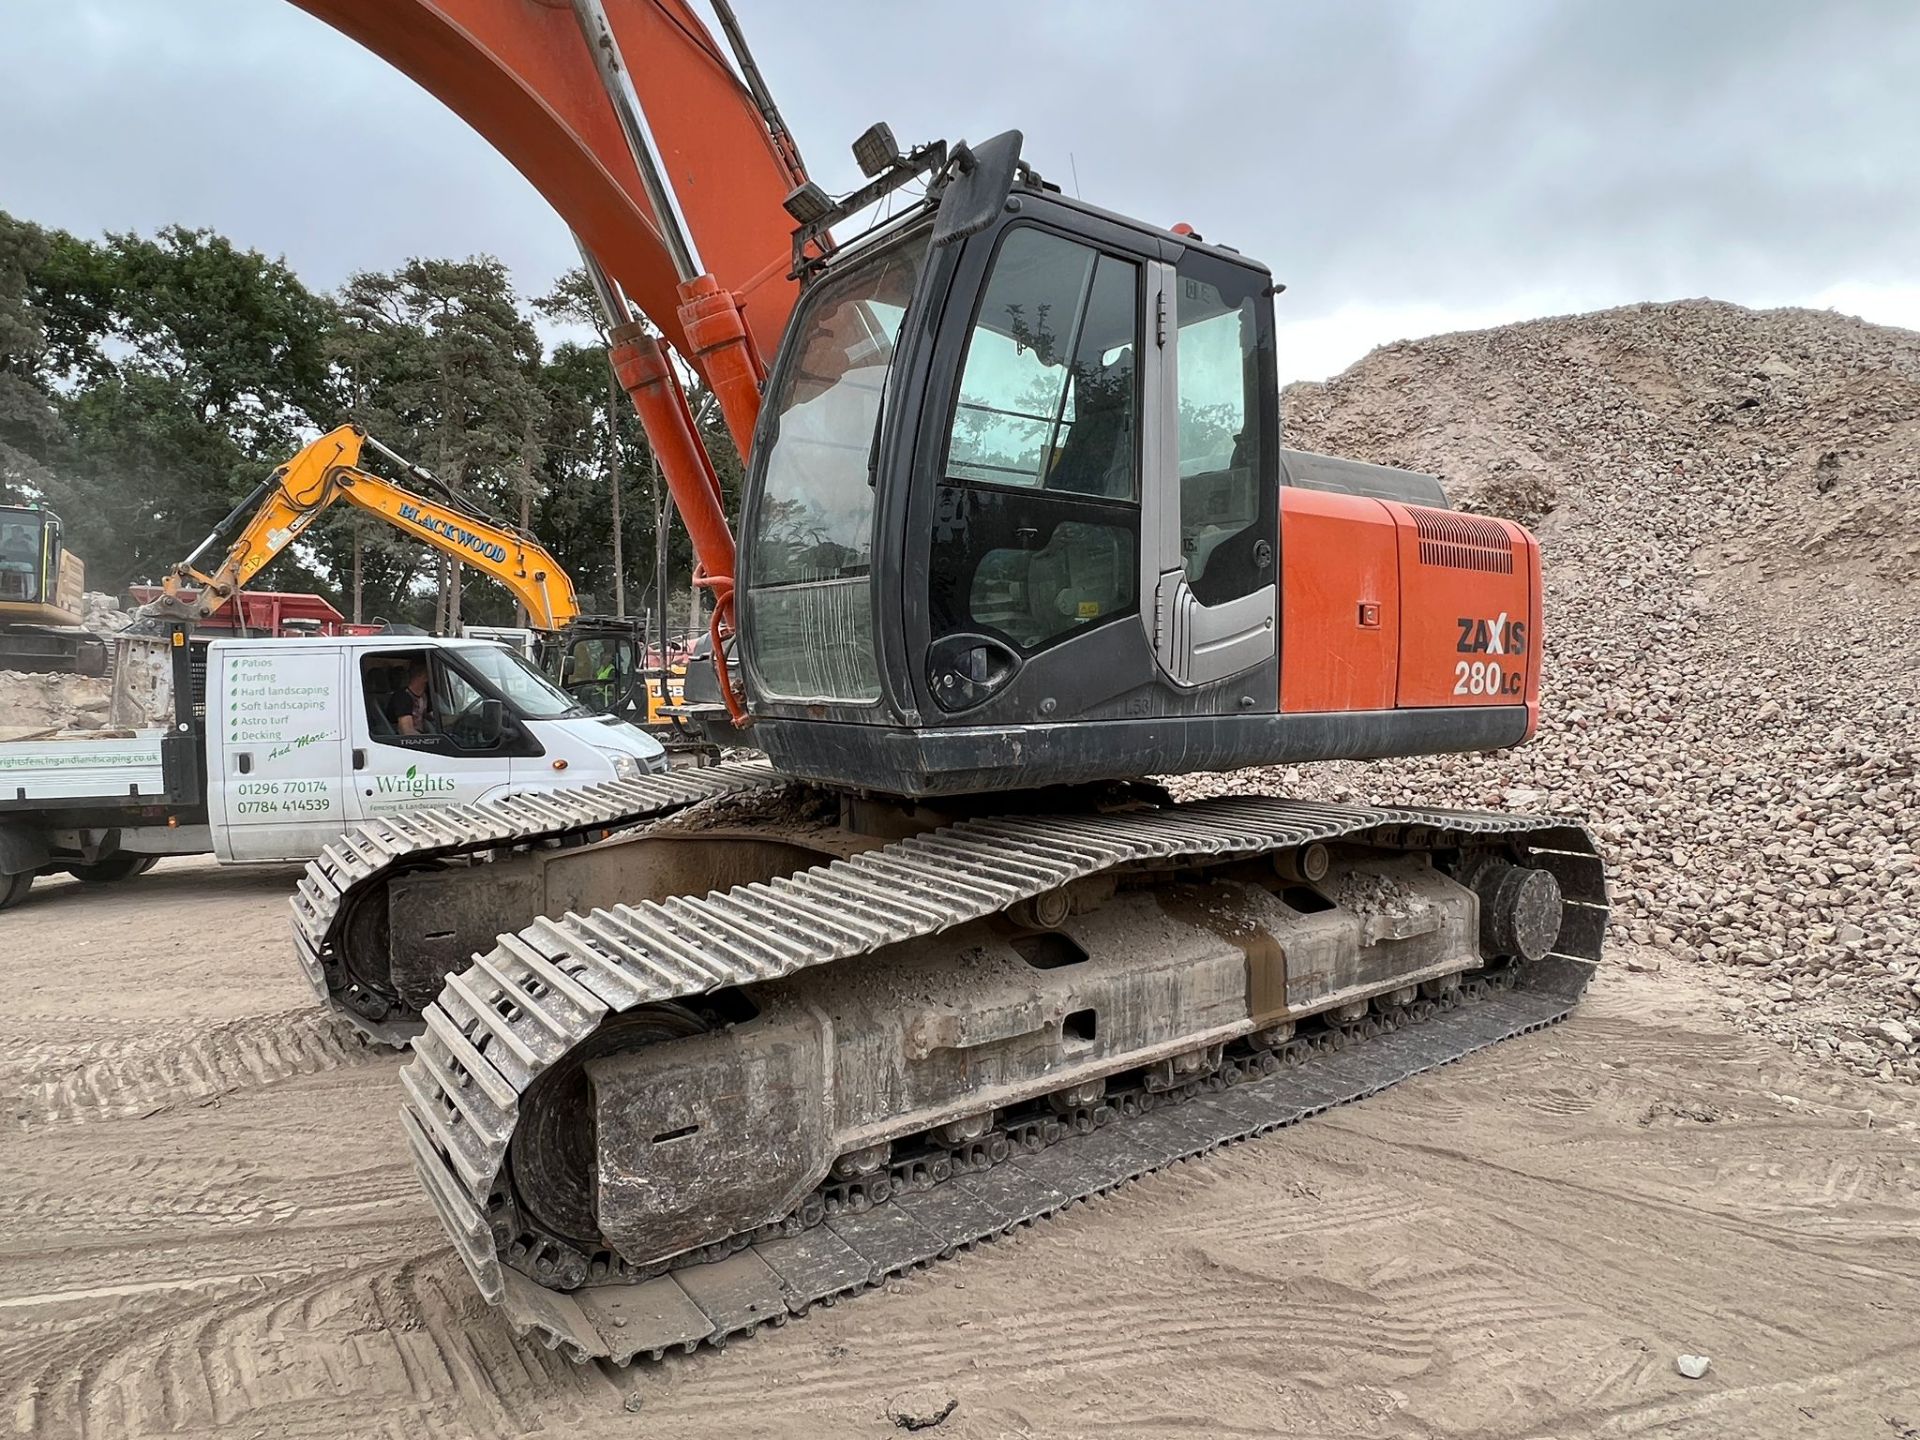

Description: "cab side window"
1175 255 1272 606
932 228 1141 657
0 520 42 602
360 650 503 754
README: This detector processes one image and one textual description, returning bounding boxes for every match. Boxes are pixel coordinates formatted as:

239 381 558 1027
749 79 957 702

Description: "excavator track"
398 794 1607 1363
288 759 782 1045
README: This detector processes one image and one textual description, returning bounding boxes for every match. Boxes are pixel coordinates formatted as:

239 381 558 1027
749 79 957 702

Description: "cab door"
914 214 1279 724
346 647 517 823
920 224 1150 718
1140 249 1278 688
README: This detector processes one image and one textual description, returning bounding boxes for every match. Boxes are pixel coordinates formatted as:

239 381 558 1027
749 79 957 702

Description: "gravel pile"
1179 298 1920 1083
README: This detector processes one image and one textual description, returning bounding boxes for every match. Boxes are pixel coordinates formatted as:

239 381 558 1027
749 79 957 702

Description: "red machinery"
125 586 378 637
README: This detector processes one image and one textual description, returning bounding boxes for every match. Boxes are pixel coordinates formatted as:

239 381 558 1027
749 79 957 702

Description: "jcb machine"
0 504 105 674
144 425 656 726
279 0 1608 1362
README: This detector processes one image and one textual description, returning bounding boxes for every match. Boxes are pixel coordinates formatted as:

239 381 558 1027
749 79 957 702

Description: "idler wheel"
506 1003 708 1253
1466 859 1563 961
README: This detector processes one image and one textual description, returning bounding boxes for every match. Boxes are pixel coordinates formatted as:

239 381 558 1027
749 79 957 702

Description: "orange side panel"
1278 489 1399 713
290 0 803 368
1387 503 1539 709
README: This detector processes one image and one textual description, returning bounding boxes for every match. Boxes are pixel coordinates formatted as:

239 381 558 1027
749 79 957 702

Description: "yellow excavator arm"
152 425 580 631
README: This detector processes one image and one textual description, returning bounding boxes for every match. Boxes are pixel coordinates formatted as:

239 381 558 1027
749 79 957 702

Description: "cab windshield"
461 645 591 720
747 225 932 702
752 226 930 585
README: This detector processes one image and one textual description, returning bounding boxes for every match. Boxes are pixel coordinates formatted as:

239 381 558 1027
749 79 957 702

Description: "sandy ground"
2 859 1917 1440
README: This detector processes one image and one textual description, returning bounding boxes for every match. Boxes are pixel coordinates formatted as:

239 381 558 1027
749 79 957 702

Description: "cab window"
931 227 1141 657
747 225 931 704
1174 254 1272 606
557 634 634 713
0 518 43 602
360 649 508 754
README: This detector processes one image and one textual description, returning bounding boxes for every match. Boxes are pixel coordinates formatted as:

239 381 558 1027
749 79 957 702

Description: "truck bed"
0 730 169 807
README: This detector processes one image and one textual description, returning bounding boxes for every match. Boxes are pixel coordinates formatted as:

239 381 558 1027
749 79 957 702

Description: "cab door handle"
235 752 252 775
352 748 367 770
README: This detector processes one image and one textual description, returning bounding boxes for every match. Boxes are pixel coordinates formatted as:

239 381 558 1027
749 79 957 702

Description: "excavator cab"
738 150 1281 794
736 139 1537 797
541 619 646 722
0 505 66 612
0 504 101 673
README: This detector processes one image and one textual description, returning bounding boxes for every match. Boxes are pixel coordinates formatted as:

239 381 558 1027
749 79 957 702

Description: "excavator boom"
154 425 580 632
287 0 805 372
287 1 817 706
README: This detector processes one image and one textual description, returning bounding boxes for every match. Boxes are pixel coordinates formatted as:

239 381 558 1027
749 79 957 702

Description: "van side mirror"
932 130 1023 248
478 697 505 744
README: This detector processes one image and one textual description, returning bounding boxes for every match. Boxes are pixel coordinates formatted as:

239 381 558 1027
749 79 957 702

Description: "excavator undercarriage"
291 776 1604 1361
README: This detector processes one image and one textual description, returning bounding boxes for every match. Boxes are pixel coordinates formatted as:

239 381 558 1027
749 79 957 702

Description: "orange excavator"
276 0 1608 1361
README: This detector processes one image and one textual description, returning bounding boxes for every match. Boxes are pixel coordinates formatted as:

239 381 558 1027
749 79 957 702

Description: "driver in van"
385 659 434 735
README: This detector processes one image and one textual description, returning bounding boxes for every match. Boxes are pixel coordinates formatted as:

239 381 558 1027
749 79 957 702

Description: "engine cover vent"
1409 507 1514 574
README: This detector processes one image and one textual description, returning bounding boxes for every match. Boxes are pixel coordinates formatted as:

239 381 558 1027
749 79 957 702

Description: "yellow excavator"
141 424 676 726
0 504 106 674
149 424 579 631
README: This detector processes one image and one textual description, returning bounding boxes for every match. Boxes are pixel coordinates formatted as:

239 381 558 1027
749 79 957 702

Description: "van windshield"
462 645 591 720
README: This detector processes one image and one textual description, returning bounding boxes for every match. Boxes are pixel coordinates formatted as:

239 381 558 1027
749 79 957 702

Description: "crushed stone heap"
1176 298 1920 1083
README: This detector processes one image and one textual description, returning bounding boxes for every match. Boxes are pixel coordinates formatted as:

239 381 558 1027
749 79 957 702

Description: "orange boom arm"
289 0 803 369
287 0 819 718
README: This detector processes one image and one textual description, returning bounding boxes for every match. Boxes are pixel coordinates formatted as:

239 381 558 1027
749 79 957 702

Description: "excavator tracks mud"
394 794 1606 1363
288 759 782 1045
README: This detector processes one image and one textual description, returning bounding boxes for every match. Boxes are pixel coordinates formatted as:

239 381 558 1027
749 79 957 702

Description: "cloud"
1798 281 1920 335
2 0 1917 355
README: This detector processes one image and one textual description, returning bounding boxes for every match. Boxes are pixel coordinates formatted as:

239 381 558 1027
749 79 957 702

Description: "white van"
0 632 668 901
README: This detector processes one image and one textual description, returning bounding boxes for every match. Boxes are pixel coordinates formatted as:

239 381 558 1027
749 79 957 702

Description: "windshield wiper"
866 396 886 488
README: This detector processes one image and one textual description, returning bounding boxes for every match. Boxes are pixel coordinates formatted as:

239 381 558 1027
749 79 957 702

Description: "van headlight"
609 754 645 781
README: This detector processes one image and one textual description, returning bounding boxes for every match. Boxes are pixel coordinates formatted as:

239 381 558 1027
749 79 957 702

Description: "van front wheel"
0 871 32 909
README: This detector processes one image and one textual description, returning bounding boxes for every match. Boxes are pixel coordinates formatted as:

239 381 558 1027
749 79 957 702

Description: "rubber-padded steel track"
288 759 782 1045
397 794 1606 1361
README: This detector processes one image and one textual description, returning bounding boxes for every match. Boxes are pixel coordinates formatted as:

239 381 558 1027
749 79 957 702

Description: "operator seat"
1045 348 1135 499
366 691 395 738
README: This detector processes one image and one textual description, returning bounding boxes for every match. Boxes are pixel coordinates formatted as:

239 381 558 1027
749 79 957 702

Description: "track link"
287 760 781 1045
397 794 1607 1362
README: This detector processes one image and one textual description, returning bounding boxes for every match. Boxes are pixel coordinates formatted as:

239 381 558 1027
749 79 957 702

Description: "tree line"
0 210 737 631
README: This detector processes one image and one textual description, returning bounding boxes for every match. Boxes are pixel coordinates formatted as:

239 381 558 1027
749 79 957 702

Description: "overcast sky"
4 1 1918 382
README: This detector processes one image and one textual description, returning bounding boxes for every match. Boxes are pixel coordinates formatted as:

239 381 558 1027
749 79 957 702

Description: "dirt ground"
2 858 1917 1440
